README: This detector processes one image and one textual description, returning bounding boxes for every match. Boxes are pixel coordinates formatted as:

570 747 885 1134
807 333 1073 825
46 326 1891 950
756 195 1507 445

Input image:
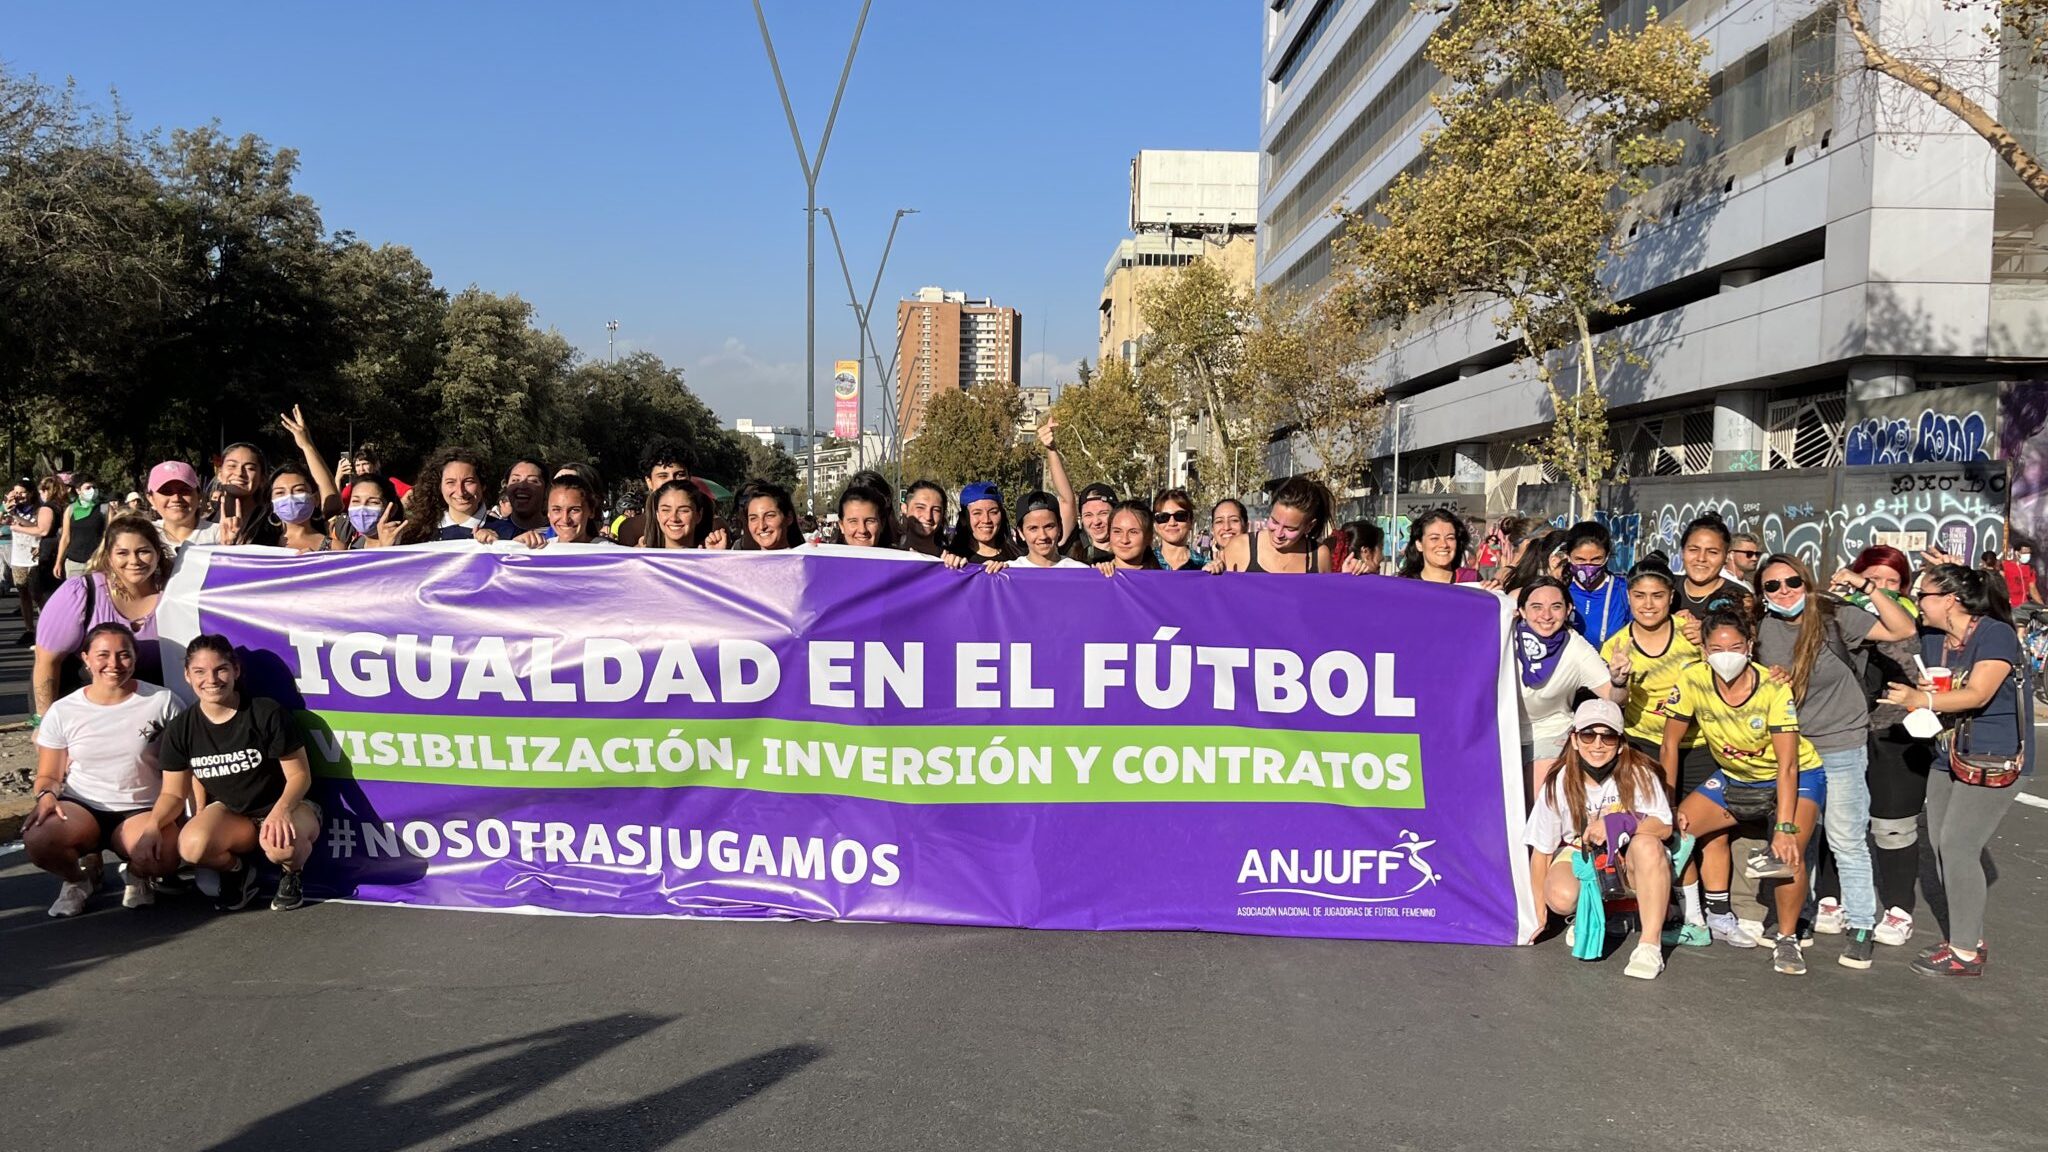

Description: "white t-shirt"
35 682 184 810
1006 556 1089 569
1517 630 1610 745
159 519 219 560
1523 769 1673 855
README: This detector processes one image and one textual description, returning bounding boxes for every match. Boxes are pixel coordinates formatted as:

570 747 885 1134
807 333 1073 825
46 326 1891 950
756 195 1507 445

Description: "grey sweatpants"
1923 770 2022 948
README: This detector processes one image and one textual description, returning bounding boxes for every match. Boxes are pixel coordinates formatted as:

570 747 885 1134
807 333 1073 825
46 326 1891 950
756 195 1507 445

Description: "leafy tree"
567 351 745 495
1334 0 1708 510
903 383 1035 495
1843 0 2048 203
731 433 799 490
1244 289 1384 494
1046 357 1165 499
1135 258 1254 485
324 238 448 468
428 288 581 466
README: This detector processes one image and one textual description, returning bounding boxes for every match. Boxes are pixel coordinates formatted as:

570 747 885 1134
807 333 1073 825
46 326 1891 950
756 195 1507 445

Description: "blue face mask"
272 493 315 524
346 506 384 536
1766 595 1807 618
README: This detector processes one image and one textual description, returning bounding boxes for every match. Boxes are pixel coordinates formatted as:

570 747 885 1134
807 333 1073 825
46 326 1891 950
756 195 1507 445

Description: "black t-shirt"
1677 578 1750 621
159 696 305 816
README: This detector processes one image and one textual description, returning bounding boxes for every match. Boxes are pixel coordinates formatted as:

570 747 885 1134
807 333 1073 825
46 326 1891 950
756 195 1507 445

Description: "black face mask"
1582 758 1617 784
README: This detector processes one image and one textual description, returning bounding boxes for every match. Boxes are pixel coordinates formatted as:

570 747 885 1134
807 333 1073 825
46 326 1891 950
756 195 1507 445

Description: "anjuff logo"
1234 830 1441 903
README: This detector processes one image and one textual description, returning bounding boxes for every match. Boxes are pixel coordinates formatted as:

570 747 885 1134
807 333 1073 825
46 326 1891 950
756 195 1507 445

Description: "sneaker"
1912 945 1984 978
1662 921 1712 948
1773 934 1807 975
1708 912 1760 948
47 877 93 918
216 861 261 912
1744 846 1796 880
195 867 222 898
120 864 155 909
1814 898 1846 935
1874 907 1914 947
270 869 304 912
1918 939 1988 967
1624 941 1665 980
1839 928 1876 970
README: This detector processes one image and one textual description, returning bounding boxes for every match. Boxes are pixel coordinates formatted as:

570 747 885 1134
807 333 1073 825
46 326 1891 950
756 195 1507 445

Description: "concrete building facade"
732 418 807 458
1256 0 2048 519
894 287 1024 442
1099 150 1260 367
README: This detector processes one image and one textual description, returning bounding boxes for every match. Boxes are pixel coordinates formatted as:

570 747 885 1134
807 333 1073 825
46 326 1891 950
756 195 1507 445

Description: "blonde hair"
89 514 170 593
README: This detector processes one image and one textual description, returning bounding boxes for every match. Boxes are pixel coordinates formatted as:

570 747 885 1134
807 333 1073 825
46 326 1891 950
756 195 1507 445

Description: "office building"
895 287 1024 442
1100 150 1260 366
1257 0 2048 512
732 418 807 458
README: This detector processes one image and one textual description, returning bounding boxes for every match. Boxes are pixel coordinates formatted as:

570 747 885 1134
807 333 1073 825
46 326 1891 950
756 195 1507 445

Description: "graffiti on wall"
1837 471 2006 564
1842 382 2000 467
2002 380 2048 590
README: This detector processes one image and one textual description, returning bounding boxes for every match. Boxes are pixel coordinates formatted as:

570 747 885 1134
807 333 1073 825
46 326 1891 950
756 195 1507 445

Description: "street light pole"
754 0 872 516
605 319 619 364
1388 398 1409 535
823 206 915 475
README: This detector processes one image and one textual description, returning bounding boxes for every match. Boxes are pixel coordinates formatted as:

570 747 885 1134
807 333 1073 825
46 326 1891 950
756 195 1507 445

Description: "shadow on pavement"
200 1014 819 1152
0 860 218 1003
0 1020 60 1049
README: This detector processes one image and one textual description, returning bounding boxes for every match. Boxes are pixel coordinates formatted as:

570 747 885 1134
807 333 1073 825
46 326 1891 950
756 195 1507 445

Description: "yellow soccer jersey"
1602 624 1705 748
1666 661 1823 782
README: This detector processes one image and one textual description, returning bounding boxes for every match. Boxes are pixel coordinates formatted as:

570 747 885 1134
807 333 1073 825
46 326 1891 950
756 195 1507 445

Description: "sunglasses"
1153 510 1192 524
1730 549 1761 559
1761 576 1805 594
1575 729 1622 747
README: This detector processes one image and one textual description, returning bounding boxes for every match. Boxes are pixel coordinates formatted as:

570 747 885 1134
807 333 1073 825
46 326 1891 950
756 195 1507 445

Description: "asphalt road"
3 797 2046 1152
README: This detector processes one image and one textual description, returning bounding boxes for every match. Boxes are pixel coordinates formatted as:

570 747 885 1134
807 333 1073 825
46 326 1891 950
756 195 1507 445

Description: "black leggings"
1816 727 1932 913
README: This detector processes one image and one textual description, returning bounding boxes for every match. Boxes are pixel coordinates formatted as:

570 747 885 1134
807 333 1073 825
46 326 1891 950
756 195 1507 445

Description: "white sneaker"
121 864 155 908
1874 906 1914 947
1624 941 1665 980
1814 898 1846 935
48 878 92 917
1708 912 1760 948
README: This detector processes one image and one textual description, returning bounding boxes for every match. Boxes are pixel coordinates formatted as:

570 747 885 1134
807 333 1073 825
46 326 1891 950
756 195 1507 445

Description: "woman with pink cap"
145 461 221 562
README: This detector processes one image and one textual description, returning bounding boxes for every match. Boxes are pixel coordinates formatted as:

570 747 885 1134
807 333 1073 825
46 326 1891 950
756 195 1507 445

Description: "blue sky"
3 1 1260 430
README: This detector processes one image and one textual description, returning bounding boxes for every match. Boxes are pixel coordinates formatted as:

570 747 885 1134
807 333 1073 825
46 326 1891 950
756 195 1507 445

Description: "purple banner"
161 544 1534 944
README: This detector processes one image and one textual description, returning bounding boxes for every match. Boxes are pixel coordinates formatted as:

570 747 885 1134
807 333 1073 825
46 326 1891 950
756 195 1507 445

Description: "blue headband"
961 482 1000 507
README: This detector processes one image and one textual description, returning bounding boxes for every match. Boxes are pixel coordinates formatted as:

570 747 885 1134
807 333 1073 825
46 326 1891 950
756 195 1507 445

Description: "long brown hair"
1751 552 1836 702
88 515 171 594
1543 738 1669 838
399 448 493 546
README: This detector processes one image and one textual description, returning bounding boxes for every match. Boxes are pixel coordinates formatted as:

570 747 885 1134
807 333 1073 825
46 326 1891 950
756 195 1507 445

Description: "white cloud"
692 338 807 425
1019 350 1087 393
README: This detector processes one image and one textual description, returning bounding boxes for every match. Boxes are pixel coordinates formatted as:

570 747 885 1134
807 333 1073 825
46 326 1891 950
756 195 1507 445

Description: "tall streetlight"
754 0 873 515
822 206 915 474
605 319 619 363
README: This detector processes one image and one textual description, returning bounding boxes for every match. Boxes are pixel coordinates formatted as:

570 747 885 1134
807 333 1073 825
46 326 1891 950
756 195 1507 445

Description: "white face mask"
1706 651 1751 682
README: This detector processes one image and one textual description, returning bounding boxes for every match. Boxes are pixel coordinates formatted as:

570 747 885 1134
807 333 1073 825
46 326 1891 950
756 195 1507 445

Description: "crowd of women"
9 411 2037 983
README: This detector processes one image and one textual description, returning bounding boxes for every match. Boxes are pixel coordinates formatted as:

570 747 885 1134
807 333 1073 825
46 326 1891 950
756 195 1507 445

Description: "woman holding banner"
399 448 517 544
1212 477 1333 575
1096 500 1165 575
943 483 1020 566
644 478 723 549
1150 488 1208 571
1525 699 1676 979
24 622 186 917
1005 491 1087 570
1660 609 1824 976
1398 509 1481 585
733 480 803 551
1515 577 1615 794
831 485 900 550
161 634 322 913
327 473 407 550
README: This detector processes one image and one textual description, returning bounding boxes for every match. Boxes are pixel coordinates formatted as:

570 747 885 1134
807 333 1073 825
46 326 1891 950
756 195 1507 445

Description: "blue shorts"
1698 768 1825 815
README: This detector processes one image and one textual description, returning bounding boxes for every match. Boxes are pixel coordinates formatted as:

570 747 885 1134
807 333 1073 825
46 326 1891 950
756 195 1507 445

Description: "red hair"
1850 545 1912 590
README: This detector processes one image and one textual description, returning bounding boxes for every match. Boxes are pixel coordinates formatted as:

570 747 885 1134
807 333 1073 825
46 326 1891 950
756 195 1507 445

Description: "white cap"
1570 698 1626 734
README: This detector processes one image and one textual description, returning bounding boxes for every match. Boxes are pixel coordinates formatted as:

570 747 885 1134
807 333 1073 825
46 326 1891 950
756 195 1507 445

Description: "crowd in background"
6 409 2039 979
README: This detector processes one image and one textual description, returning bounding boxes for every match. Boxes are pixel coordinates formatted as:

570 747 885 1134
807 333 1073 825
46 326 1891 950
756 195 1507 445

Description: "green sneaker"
1663 921 1711 948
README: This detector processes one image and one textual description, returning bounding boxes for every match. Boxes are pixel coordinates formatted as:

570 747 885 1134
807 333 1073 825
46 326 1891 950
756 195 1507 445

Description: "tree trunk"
1573 309 1603 513
1843 0 2048 204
